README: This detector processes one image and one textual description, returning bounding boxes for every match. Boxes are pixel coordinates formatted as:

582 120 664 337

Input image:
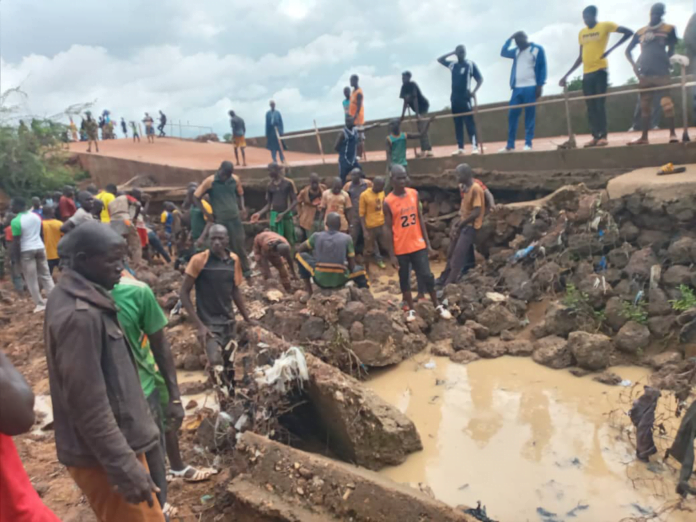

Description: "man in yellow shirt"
559 6 633 147
95 184 117 223
41 206 63 274
359 176 387 273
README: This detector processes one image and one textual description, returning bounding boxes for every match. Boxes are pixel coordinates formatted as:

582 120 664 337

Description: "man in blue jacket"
500 32 547 152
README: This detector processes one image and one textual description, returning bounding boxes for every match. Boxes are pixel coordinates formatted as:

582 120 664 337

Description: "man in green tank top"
385 118 434 171
193 161 250 276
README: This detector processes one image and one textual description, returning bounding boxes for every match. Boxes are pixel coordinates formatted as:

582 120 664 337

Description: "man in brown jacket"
45 222 165 522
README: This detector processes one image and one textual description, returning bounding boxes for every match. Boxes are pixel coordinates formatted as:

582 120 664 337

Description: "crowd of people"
68 110 168 152
1 4 695 522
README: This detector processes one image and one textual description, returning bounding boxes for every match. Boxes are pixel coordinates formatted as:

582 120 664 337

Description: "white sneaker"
424 151 434 157
33 304 46 314
471 147 480 155
523 145 532 151
451 148 465 156
498 147 512 153
406 310 417 323
436 305 452 320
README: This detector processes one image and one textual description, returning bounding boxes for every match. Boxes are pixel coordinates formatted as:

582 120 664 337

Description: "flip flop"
167 465 218 483
669 137 680 144
583 139 598 148
627 139 649 146
163 503 178 518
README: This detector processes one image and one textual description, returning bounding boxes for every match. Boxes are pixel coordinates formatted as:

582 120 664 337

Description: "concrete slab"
607 163 696 200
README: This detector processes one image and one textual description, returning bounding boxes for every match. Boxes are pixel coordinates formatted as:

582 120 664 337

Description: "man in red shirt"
58 186 77 221
0 350 61 521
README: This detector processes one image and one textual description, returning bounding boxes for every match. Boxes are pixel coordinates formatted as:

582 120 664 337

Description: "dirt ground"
67 128 696 171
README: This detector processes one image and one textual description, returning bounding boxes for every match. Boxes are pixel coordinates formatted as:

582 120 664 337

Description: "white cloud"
0 0 693 137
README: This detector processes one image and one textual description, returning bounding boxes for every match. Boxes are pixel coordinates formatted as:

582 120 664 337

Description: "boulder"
477 304 519 336
647 315 676 338
464 320 489 340
646 350 683 369
414 301 437 327
266 309 304 338
428 320 458 343
637 229 670 251
604 268 623 286
500 329 515 341
338 301 367 329
607 244 635 269
363 310 394 344
624 248 659 281
350 340 402 367
662 266 692 287
543 302 580 338
182 353 205 371
667 237 696 265
532 261 563 293
308 290 349 323
305 354 422 470
475 339 508 359
500 265 534 301
506 339 534 356
431 342 455 357
604 296 628 332
450 350 480 365
615 321 650 354
300 317 327 342
532 336 572 369
577 274 613 308
452 326 476 352
619 221 640 242
567 331 612 370
350 322 365 342
648 287 673 317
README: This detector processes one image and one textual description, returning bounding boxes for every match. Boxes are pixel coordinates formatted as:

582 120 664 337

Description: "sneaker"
33 304 46 314
451 148 465 156
498 147 512 153
471 147 480 155
424 151 434 157
406 310 417 323
376 259 386 269
435 305 452 320
523 145 532 151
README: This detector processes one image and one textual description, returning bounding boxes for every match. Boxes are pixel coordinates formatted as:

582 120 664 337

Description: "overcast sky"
1 0 693 137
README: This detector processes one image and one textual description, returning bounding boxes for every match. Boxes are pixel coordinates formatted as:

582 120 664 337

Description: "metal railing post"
563 86 577 149
313 119 326 164
681 65 691 142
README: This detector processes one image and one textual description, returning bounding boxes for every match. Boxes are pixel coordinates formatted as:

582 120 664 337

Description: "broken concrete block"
228 432 477 522
305 354 422 470
567 331 612 371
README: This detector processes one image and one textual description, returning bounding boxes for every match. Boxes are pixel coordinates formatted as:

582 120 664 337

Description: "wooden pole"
681 65 691 142
472 94 484 154
313 119 326 164
563 86 577 149
274 126 286 165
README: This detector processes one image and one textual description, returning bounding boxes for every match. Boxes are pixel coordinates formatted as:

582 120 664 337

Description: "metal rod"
472 94 484 154
681 65 691 142
563 85 576 148
406 107 419 158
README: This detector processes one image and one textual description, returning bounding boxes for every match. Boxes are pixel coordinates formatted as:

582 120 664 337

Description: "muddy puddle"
368 355 695 522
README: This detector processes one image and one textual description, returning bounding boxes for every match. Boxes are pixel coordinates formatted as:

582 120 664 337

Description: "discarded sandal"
657 163 687 176
167 465 218 483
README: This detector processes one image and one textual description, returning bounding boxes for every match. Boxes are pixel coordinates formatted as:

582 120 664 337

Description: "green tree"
567 76 583 92
223 133 233 143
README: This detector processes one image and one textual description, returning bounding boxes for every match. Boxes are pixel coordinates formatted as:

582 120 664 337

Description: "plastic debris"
254 346 309 393
424 360 436 370
620 380 632 387
485 292 507 303
511 243 537 262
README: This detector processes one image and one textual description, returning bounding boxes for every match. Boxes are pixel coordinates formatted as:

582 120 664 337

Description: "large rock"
532 336 572 369
475 339 507 359
648 287 673 317
450 350 480 365
604 296 628 332
624 248 659 280
429 320 458 343
532 261 563 293
577 274 613 308
607 244 635 269
543 302 580 338
300 317 327 342
637 229 670 251
452 326 476 352
477 304 519 335
615 321 650 354
667 237 696 265
305 354 422 470
567 331 612 370
228 432 476 522
266 308 305 338
662 266 692 287
647 315 676 337
363 310 394 344
500 265 534 301
646 351 683 369
506 339 534 356
464 320 489 340
351 340 401 367
338 301 367 329
619 221 640 242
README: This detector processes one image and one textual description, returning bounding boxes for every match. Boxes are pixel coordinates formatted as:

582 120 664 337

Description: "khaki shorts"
364 225 388 257
233 135 246 148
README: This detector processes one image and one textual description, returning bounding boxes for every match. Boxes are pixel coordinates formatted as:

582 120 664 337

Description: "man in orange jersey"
384 165 452 323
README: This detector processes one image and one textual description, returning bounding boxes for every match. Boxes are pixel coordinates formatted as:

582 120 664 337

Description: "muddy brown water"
367 355 695 522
